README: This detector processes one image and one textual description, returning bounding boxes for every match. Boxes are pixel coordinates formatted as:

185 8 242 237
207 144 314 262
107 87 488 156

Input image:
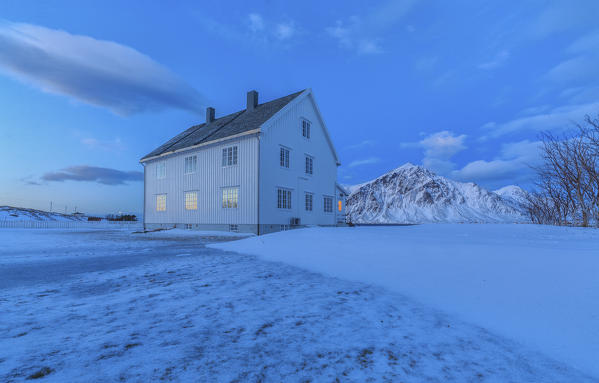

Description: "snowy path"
1 229 596 382
211 224 599 379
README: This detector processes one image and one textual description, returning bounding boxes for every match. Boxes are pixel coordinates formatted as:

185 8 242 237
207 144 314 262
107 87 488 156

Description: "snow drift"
0 206 85 222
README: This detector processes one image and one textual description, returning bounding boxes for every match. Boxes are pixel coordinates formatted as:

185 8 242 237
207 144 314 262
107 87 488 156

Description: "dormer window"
301 119 311 139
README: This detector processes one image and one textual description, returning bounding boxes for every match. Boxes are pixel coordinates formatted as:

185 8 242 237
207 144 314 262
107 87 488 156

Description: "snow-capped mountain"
494 185 529 207
346 164 527 224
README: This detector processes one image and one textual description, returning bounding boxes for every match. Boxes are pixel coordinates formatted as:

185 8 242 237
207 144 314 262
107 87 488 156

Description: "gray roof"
141 90 305 161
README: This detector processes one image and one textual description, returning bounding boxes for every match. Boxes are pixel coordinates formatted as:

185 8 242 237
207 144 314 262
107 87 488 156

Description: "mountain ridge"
346 164 527 224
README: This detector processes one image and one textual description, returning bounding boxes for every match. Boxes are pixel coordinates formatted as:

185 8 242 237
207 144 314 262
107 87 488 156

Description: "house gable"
261 89 340 166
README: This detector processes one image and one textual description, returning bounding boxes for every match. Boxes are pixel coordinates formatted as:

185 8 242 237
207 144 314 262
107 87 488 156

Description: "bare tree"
526 114 599 227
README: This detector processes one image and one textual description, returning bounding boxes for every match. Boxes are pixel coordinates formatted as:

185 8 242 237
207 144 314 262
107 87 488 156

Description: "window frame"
301 118 311 139
221 186 239 209
305 192 313 212
184 155 197 174
304 154 314 175
221 146 238 167
323 195 333 213
156 161 166 179
184 191 198 210
279 146 290 169
156 194 167 212
277 187 292 209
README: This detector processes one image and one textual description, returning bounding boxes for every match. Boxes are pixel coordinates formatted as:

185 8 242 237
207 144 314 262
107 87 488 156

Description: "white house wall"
144 135 259 228
259 93 338 227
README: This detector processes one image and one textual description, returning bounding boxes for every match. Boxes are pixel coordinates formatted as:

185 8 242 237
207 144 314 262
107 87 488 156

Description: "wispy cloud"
326 0 419 55
348 157 381 168
248 13 265 33
41 165 143 185
202 13 299 46
528 2 599 39
275 22 296 41
478 50 510 70
0 21 204 115
481 101 599 138
20 175 41 186
345 140 376 150
81 137 124 152
402 131 467 174
450 140 541 186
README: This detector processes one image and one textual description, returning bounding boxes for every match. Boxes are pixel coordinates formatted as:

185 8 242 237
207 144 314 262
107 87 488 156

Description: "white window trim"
184 190 198 211
323 195 334 214
156 161 166 180
304 154 314 176
279 146 291 169
156 194 167 212
300 118 311 140
304 192 313 212
184 155 197 175
221 146 239 167
221 186 239 209
277 187 293 209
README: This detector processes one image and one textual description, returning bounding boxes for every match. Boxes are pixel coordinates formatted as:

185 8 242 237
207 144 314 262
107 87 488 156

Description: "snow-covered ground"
1 227 597 382
211 224 599 378
0 206 84 221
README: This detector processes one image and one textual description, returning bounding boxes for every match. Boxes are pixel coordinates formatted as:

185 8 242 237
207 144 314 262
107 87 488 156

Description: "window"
156 194 166 211
305 155 313 175
277 188 292 209
222 146 238 167
305 192 313 211
280 224 290 231
302 119 311 139
184 155 197 174
280 147 290 168
229 224 239 232
185 191 198 210
222 187 239 208
156 162 166 179
184 224 193 230
323 196 333 213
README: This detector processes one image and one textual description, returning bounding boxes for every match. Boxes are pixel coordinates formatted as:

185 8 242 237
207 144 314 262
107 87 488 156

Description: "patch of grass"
357 347 374 368
125 343 141 350
26 367 54 380
255 322 273 336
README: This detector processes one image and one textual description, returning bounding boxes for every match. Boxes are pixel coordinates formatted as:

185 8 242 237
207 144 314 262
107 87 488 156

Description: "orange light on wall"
338 200 342 212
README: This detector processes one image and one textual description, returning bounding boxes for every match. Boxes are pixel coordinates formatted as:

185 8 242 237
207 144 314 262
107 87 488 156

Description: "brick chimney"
247 90 258 111
206 107 215 123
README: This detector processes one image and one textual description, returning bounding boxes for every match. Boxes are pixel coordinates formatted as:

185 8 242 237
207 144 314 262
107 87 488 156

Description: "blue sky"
1 0 598 215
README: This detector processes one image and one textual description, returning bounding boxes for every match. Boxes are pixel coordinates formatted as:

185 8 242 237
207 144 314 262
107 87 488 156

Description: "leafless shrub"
526 114 599 227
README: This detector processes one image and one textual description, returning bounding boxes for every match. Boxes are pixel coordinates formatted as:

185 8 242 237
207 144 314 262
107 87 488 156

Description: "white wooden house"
140 89 347 234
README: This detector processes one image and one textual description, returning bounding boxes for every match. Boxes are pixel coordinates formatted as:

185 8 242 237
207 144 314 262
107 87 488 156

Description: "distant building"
140 89 347 234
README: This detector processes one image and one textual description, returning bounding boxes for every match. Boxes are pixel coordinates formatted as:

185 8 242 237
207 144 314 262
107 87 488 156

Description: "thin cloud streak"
0 20 205 115
326 0 419 55
348 157 381 168
42 165 143 185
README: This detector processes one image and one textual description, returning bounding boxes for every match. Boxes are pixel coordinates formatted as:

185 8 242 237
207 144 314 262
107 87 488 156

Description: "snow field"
0 228 596 382
210 224 599 378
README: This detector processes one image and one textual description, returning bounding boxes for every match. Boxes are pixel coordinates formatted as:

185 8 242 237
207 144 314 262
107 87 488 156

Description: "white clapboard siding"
144 135 259 225
259 92 338 226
